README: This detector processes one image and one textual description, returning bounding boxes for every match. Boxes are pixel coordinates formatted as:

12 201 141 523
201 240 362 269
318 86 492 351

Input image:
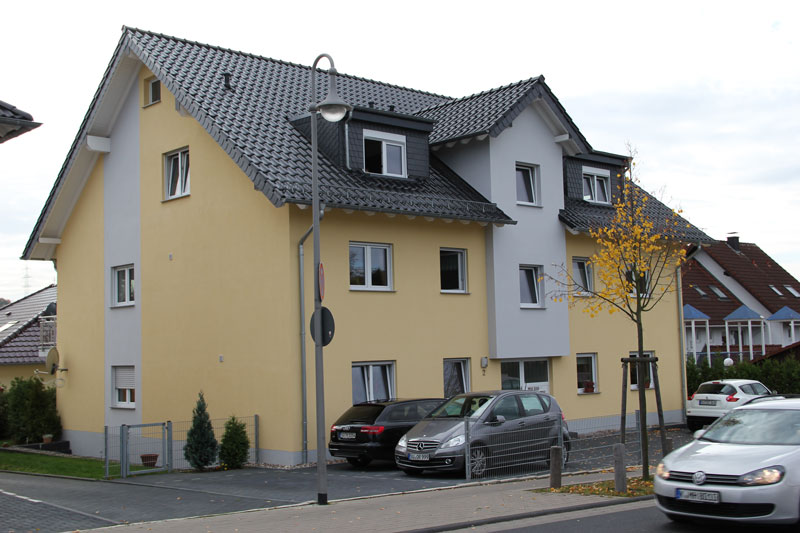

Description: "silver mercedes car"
655 397 800 524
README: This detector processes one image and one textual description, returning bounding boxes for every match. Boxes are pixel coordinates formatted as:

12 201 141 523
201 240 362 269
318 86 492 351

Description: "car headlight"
656 462 670 480
396 435 407 452
443 435 465 448
738 466 785 486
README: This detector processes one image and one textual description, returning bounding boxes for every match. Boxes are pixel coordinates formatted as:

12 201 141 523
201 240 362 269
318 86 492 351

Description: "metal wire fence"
104 415 259 478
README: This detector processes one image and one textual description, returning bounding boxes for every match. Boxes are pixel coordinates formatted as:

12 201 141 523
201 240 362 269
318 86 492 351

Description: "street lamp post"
309 53 351 506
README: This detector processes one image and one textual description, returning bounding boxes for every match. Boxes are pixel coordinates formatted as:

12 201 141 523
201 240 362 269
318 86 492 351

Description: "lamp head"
317 67 351 122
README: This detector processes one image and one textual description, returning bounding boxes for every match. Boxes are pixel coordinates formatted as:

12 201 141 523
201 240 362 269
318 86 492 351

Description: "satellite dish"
46 347 60 375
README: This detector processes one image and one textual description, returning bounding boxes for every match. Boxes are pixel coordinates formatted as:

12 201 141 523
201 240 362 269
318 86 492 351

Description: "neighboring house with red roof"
0 285 57 387
682 236 800 364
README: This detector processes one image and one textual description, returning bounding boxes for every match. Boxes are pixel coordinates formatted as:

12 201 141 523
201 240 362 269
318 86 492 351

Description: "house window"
145 77 161 106
349 243 392 290
515 164 539 205
112 265 135 306
444 359 470 397
519 265 543 307
626 268 650 296
165 148 190 200
363 129 406 178
770 285 784 296
582 166 610 204
576 353 597 393
113 366 136 408
785 285 800 298
708 285 728 299
629 351 654 389
572 258 593 295
352 362 395 403
0 321 18 334
440 248 467 293
500 360 549 391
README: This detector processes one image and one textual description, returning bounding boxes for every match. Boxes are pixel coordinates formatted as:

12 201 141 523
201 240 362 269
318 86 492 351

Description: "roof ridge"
122 26 452 101
2 284 56 309
415 76 543 114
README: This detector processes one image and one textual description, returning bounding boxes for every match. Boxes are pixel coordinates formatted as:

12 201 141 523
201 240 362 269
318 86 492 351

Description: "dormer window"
582 166 610 204
363 129 406 178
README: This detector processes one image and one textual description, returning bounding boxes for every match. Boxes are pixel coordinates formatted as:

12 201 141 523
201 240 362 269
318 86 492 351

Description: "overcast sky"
2 0 798 302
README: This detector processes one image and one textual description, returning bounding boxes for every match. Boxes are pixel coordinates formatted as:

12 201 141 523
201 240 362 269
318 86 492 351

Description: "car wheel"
469 445 489 477
346 456 372 467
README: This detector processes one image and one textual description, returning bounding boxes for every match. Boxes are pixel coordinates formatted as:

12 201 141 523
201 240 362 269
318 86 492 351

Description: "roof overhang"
23 41 142 261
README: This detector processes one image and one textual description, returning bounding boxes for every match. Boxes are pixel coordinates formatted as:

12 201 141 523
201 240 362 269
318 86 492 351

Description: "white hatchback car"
656 398 800 524
686 379 772 431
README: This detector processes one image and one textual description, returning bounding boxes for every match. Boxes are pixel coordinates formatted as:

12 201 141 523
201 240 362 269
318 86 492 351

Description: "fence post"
120 424 128 479
464 417 471 481
549 446 562 489
104 426 109 479
167 421 173 472
613 443 627 493
254 414 260 465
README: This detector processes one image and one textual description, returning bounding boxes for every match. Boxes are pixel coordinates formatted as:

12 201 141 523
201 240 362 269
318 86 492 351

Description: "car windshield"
429 395 495 419
700 409 800 445
335 404 383 424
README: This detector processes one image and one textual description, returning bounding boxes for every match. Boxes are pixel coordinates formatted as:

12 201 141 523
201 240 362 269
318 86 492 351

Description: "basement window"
363 129 406 178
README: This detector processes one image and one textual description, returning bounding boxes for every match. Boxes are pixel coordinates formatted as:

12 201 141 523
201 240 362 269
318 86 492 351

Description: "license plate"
339 432 356 440
676 489 719 503
408 453 430 461
699 399 717 406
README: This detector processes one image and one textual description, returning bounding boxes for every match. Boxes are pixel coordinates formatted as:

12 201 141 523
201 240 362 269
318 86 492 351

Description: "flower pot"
42 434 53 444
140 453 159 467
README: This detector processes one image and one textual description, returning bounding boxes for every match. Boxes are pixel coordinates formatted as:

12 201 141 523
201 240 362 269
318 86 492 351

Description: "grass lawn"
535 477 654 497
0 450 118 479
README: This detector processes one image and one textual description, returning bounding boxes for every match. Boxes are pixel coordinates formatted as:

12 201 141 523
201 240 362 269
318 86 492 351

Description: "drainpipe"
298 211 323 465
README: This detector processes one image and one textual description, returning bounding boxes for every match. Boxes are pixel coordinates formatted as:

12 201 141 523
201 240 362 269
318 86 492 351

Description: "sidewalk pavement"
88 470 650 532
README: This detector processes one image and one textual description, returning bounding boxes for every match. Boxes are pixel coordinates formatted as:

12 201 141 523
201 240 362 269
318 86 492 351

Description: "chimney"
727 235 740 251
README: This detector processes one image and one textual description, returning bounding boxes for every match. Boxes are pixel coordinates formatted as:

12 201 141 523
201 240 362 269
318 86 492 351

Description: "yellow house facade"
24 28 709 464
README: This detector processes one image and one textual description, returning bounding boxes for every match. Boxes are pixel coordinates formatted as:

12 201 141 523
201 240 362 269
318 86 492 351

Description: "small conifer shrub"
183 391 218 471
219 416 250 469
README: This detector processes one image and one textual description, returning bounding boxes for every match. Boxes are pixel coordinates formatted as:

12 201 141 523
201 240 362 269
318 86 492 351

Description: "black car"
329 398 444 466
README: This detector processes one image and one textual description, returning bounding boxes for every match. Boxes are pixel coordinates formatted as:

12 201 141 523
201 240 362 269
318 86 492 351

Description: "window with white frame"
770 285 784 296
572 258 593 295
515 164 539 205
785 285 800 298
145 77 161 106
444 359 470 397
363 129 406 178
625 268 650 296
582 167 610 204
500 360 549 391
629 351 654 389
519 265 543 307
165 148 190 200
112 265 135 306
440 248 467 293
352 362 395 403
576 353 597 393
113 366 136 407
349 242 392 290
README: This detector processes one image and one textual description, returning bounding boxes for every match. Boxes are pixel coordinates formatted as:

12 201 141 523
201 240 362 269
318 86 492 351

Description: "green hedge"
6 377 62 443
686 356 800 397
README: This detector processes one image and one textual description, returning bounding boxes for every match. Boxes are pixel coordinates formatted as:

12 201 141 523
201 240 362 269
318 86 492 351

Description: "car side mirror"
488 414 506 424
693 429 706 439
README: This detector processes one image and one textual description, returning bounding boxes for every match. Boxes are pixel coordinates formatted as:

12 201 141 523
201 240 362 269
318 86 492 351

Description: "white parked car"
686 379 772 431
656 398 800 524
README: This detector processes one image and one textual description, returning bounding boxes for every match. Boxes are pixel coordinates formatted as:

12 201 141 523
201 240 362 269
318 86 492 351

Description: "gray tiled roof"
0 100 41 143
124 28 512 224
0 285 56 366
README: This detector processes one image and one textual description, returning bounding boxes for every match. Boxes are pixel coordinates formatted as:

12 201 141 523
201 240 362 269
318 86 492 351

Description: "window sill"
143 100 161 108
583 199 612 206
575 292 593 298
516 201 542 208
631 386 654 391
162 193 190 203
110 302 135 309
111 405 136 410
364 171 407 180
578 390 599 395
350 287 395 293
520 304 545 309
441 290 470 295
